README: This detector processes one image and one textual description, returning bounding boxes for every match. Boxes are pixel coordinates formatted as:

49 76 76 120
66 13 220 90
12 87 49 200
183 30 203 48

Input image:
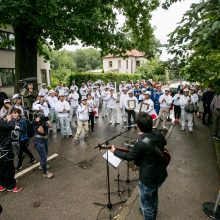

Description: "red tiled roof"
103 49 144 58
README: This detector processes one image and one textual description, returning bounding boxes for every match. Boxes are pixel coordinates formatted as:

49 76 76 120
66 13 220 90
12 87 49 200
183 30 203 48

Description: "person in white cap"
12 94 24 116
91 86 101 118
56 93 72 138
32 93 50 118
39 83 48 97
47 90 59 131
141 91 155 115
68 88 79 124
139 88 146 103
153 88 172 130
74 96 89 143
0 99 12 119
119 87 128 123
101 86 110 118
106 87 119 124
179 88 194 132
125 90 138 126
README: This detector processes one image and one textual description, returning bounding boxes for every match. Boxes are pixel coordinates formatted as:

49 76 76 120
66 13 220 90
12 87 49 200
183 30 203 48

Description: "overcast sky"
63 0 200 61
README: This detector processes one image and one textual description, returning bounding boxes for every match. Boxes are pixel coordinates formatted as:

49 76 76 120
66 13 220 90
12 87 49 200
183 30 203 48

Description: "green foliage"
167 1 220 93
136 58 167 82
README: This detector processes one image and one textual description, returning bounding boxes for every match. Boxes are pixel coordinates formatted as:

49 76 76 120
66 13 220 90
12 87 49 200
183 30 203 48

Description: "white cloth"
173 93 181 106
101 90 110 101
119 93 128 109
106 94 117 109
39 88 48 97
80 87 88 96
70 85 78 91
191 93 199 104
47 96 58 109
179 95 190 110
159 94 172 109
56 100 71 117
32 100 49 117
91 91 101 102
68 92 79 107
77 103 89 121
142 99 155 115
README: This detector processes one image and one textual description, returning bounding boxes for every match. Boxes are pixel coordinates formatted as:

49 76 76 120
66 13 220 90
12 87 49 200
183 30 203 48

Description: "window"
109 61 113 68
126 60 128 69
0 31 15 50
118 60 121 68
136 60 140 67
0 68 15 86
41 69 47 85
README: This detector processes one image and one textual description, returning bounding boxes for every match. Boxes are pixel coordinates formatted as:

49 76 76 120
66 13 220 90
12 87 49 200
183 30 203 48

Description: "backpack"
26 120 35 138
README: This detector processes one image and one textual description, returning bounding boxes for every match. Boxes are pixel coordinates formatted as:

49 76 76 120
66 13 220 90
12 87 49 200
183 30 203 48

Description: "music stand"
94 129 131 219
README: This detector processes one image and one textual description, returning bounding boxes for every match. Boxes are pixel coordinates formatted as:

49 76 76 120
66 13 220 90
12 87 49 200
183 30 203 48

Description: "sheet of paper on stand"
103 150 122 168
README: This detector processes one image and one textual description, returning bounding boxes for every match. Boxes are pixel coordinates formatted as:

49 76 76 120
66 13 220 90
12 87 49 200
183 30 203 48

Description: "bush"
68 72 141 88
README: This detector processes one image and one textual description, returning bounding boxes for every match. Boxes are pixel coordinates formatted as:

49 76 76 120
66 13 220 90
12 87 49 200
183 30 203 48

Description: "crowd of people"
0 79 219 216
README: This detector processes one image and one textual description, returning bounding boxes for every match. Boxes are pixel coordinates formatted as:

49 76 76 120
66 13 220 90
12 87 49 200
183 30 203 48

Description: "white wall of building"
103 56 147 73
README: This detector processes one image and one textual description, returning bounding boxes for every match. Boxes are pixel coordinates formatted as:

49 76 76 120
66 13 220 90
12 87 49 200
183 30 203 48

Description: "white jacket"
91 91 101 102
56 100 71 117
179 95 190 110
172 93 181 106
159 94 172 109
106 94 117 109
77 103 89 121
142 99 155 115
119 93 128 109
68 92 79 107
47 96 58 109
191 93 199 104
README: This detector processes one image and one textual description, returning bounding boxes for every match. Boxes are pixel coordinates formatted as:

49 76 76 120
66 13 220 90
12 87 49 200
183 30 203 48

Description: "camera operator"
33 111 53 179
0 114 23 193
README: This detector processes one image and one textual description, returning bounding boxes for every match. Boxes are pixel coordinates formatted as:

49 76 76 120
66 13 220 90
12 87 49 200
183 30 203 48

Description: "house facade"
103 49 147 73
0 26 50 95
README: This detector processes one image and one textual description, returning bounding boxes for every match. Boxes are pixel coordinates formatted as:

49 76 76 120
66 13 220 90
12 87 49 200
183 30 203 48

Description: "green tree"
167 1 220 93
136 58 167 82
0 0 160 92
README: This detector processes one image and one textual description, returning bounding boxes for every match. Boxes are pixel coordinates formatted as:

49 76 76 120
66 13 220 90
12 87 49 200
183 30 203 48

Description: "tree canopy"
167 0 220 93
0 0 161 91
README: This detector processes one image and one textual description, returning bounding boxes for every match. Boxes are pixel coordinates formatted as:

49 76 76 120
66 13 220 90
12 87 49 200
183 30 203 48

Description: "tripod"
93 129 131 219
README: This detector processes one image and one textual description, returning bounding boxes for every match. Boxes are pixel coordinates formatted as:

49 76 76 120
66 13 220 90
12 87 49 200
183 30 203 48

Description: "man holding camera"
0 114 23 192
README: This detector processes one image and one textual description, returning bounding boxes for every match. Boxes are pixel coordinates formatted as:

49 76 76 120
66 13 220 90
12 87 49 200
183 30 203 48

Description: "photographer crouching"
33 111 53 179
0 114 23 193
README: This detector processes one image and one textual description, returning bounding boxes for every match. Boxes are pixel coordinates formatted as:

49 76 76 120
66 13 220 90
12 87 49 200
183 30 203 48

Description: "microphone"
123 124 137 128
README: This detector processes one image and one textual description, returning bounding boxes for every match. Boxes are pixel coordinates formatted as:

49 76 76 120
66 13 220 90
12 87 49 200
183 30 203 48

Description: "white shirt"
91 91 101 102
179 95 190 110
125 96 138 110
87 99 96 113
106 93 117 109
32 100 49 117
70 85 78 92
173 93 181 106
101 90 110 101
80 87 88 96
142 98 155 115
77 103 89 121
119 93 128 108
56 100 71 117
68 92 79 107
191 93 199 104
39 88 48 97
47 96 58 109
159 94 172 109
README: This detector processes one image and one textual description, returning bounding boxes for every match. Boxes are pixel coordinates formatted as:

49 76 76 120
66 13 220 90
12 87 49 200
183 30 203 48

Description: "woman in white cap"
0 99 12 119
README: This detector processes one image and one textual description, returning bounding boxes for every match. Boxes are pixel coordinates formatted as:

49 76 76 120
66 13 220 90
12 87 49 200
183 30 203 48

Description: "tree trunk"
14 28 38 93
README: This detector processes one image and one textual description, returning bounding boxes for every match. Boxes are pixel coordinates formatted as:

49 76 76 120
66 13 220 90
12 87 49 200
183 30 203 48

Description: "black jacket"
114 130 168 186
0 119 15 161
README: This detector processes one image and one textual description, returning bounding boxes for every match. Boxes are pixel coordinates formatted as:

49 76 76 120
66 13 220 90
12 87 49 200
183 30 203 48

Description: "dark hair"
12 108 22 115
136 112 152 133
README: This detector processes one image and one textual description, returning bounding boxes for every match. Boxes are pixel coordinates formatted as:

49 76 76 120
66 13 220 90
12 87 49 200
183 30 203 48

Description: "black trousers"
127 109 136 125
203 105 212 124
0 160 16 190
89 113 95 132
174 105 181 119
17 139 34 167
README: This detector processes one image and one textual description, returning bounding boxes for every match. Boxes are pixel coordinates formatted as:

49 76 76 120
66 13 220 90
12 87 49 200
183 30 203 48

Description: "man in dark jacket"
0 115 23 192
202 85 215 124
110 112 167 220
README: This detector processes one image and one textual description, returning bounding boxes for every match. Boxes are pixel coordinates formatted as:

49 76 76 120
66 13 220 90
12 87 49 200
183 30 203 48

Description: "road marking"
15 153 58 179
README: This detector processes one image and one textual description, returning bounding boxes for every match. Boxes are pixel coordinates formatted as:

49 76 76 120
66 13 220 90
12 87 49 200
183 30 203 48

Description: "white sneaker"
152 126 157 129
43 171 54 179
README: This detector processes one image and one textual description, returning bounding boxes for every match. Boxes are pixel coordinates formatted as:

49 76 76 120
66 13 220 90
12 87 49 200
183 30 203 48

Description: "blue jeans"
59 116 72 136
35 138 48 174
138 181 159 220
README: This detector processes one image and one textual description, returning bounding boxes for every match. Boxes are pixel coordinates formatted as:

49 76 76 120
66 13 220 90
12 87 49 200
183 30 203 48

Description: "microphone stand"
93 129 131 219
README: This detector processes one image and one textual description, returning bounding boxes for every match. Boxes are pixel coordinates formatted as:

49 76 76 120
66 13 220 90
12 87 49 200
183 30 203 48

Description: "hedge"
66 72 142 88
